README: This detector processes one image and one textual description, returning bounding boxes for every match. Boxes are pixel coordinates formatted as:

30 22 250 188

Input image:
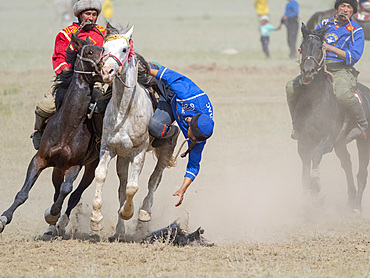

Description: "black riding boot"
346 101 368 143
152 125 179 148
30 113 48 150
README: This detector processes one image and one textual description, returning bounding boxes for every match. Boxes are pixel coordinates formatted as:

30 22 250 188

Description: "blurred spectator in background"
281 0 299 59
254 0 269 19
102 0 114 23
259 15 281 58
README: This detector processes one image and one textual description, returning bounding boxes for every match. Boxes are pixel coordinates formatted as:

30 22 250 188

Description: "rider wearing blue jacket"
286 0 367 143
147 64 214 207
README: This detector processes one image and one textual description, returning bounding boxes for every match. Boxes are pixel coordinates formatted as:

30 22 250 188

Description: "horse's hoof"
138 209 151 222
44 208 61 225
352 208 361 215
0 216 7 233
108 234 126 243
119 206 134 220
90 219 104 232
56 214 69 236
40 225 57 241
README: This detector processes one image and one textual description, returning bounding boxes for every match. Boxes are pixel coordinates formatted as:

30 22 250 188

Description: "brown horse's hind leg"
46 165 81 224
0 154 47 233
55 159 99 235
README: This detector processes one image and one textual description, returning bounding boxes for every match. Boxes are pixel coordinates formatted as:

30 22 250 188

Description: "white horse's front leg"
120 150 146 220
90 148 114 231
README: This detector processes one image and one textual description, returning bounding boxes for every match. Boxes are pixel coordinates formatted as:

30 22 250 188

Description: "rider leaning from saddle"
286 0 367 143
31 0 106 150
146 63 214 207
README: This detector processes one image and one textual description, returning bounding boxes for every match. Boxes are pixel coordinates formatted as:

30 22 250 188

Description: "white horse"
90 24 178 240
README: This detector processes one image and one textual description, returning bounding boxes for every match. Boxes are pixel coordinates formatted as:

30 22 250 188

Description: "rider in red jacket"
52 22 105 75
31 0 106 150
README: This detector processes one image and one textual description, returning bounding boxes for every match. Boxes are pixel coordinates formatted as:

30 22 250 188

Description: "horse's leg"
139 144 176 222
119 150 146 221
56 159 99 236
0 155 47 233
46 165 81 225
334 141 357 210
298 145 312 195
312 136 334 191
110 156 130 242
43 168 64 236
91 147 115 231
355 139 370 212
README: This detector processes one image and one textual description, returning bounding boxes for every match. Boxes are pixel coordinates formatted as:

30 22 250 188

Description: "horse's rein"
100 34 138 88
75 45 102 76
100 35 135 74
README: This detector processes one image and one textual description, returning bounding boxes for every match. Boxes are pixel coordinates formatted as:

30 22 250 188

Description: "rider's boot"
30 113 48 150
152 125 179 148
346 101 368 143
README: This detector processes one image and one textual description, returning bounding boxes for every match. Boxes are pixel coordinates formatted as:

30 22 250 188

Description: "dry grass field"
2 0 370 277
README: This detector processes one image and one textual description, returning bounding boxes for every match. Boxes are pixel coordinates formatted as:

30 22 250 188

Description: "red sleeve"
52 31 71 75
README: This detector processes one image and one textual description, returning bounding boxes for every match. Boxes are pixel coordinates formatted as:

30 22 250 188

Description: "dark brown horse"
307 9 370 40
0 34 104 236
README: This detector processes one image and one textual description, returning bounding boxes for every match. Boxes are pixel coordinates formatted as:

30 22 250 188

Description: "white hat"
259 15 269 21
73 0 102 17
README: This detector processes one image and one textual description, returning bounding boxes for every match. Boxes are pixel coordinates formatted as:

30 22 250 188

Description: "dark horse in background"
293 23 370 212
307 9 370 40
0 34 104 236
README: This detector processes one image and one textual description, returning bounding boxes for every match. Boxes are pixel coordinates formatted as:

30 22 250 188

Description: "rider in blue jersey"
146 64 214 207
286 0 367 143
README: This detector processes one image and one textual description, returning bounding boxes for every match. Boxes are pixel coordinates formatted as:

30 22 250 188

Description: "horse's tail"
307 11 324 30
152 147 178 168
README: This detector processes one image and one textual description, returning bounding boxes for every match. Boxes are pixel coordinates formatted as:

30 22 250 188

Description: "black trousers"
260 36 270 58
286 16 298 58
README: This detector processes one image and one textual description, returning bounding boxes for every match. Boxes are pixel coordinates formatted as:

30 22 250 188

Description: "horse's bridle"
100 34 138 88
299 34 326 74
100 35 135 75
74 44 102 77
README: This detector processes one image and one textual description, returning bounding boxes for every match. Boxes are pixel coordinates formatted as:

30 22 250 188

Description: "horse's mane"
104 22 159 90
52 47 79 110
105 22 131 37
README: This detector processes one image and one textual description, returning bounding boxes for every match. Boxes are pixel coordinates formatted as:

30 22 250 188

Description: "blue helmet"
190 113 214 141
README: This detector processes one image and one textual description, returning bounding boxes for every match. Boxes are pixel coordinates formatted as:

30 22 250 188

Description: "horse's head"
70 34 103 84
100 23 135 84
299 23 326 85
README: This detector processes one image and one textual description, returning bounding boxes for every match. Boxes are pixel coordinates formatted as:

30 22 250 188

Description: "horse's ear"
106 22 119 37
301 22 310 39
124 26 134 40
85 36 93 45
71 34 84 51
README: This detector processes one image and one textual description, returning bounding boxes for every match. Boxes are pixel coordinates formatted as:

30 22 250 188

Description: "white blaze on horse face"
101 38 127 83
